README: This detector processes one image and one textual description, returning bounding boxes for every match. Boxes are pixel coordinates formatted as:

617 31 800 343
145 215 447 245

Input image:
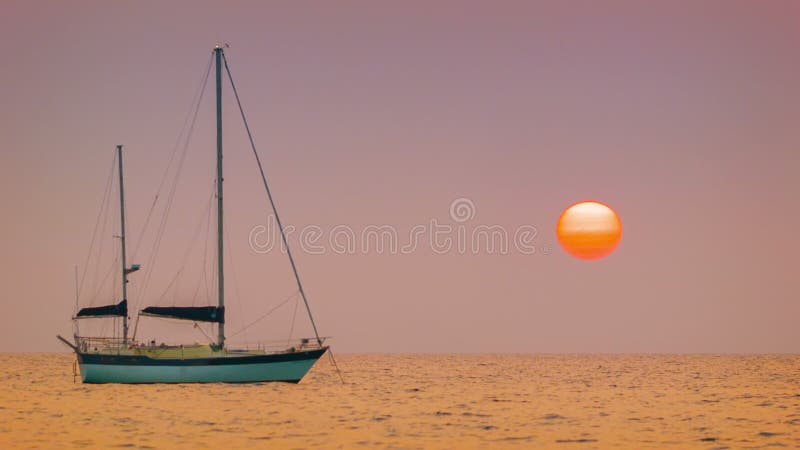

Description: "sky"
1 1 798 353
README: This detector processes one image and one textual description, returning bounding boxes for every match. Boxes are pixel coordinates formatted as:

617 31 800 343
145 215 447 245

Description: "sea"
1 353 798 449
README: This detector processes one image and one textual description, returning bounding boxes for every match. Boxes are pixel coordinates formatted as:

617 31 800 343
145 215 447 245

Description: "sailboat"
57 46 330 383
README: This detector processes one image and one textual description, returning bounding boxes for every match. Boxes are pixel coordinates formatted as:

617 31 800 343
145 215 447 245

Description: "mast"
215 46 225 348
117 144 129 344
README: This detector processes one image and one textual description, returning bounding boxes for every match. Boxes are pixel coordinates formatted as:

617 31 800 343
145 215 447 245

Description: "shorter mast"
74 149 135 325
117 145 129 344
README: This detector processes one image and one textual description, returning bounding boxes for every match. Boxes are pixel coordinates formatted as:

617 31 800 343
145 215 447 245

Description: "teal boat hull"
76 348 327 384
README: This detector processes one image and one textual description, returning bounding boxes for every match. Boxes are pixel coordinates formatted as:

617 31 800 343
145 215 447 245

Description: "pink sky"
1 1 799 352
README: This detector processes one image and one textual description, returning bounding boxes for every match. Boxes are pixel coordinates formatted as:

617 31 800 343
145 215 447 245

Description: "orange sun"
556 201 622 260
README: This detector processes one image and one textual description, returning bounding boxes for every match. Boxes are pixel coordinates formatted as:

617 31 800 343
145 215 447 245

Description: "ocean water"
1 354 798 449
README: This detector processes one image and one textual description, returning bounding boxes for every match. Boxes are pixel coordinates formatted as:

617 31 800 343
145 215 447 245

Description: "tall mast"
117 144 129 344
215 46 225 348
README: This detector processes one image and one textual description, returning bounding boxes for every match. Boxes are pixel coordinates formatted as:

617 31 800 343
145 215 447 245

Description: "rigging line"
154 184 215 306
132 65 212 342
112 193 121 297
73 265 79 331
222 52 323 346
200 179 215 304
131 309 141 342
287 294 299 344
190 184 216 306
101 255 120 340
112 240 119 297
224 212 247 342
133 58 212 297
208 206 218 306
207 225 218 307
228 291 299 339
86 254 119 306
89 154 118 301
193 322 214 343
154 267 182 304
77 151 117 301
132 55 213 318
130 54 215 262
93 174 120 297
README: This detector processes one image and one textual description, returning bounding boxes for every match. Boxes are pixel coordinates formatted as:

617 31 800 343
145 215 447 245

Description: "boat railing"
227 337 329 354
74 336 131 353
73 336 329 355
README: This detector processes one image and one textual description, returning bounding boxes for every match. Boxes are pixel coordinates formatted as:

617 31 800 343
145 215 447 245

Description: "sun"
556 201 622 260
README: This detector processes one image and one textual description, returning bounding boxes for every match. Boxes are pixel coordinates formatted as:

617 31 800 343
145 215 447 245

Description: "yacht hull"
76 348 327 384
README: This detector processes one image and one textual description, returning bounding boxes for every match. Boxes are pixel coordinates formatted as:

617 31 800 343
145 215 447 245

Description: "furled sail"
76 299 128 318
141 306 225 323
